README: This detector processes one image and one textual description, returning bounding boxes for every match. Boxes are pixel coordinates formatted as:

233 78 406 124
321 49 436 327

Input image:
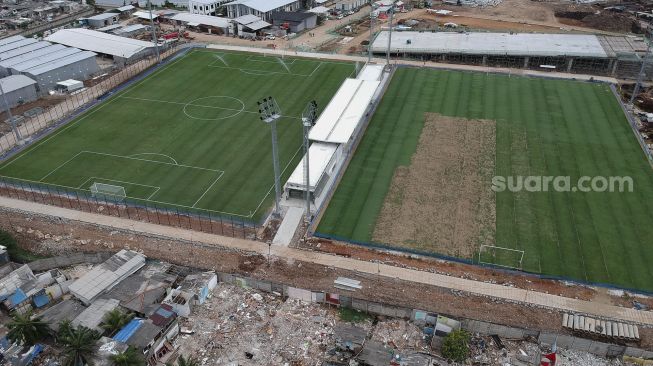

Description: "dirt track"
373 114 496 257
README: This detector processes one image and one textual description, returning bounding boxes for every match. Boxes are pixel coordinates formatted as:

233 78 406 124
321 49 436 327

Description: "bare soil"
372 114 496 258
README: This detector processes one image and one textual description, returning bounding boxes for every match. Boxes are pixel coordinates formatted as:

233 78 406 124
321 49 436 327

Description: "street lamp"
0 81 21 143
631 34 652 105
147 0 160 63
258 96 282 216
301 100 318 223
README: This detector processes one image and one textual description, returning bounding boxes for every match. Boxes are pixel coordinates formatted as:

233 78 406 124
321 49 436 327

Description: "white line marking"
82 150 223 173
129 153 178 165
40 151 85 182
192 171 225 208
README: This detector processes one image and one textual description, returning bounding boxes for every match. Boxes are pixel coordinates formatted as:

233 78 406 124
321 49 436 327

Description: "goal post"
478 245 525 270
90 182 126 202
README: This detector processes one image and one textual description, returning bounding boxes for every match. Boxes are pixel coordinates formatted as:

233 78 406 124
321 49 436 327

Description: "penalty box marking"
40 150 225 206
207 61 323 78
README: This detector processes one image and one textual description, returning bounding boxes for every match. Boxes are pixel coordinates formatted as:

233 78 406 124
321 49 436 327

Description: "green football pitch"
0 49 354 221
317 67 653 291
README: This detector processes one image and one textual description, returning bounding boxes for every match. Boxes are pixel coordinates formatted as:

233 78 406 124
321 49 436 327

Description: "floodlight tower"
258 97 283 216
301 100 318 223
386 5 395 66
631 34 652 105
148 0 160 63
0 82 21 143
368 8 374 62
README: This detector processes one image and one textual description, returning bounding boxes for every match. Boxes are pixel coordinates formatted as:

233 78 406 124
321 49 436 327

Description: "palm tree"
101 309 133 336
60 326 101 366
7 312 50 346
110 346 145 366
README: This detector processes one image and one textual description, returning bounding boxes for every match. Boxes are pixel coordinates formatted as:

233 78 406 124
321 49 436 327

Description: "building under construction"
371 31 650 80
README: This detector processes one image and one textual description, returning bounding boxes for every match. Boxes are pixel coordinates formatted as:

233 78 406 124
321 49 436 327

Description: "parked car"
265 34 276 40
337 14 344 19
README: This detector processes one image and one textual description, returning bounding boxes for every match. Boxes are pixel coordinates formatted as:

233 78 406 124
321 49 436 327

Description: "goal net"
478 245 525 270
90 182 126 202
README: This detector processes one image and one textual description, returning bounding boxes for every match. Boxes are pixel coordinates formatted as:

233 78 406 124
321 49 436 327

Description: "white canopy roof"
309 78 380 144
286 142 338 191
225 0 297 13
46 28 155 59
171 12 230 28
308 6 330 13
133 10 158 19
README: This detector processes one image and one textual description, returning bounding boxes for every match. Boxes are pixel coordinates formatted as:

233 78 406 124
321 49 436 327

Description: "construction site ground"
1 198 651 351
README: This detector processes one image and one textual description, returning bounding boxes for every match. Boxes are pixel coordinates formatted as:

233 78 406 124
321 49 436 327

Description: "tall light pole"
368 8 375 62
0 82 21 143
301 100 318 223
386 6 394 66
258 97 282 217
631 35 651 105
148 0 160 63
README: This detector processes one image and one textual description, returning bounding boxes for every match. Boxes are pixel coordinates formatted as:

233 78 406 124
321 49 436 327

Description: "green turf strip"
317 68 653 291
0 50 354 222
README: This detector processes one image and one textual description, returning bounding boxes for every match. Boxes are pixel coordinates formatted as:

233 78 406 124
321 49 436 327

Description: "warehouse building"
0 45 67 77
231 14 271 37
0 41 52 62
189 0 230 15
46 28 156 65
84 12 121 28
23 51 98 92
0 38 39 55
225 0 301 22
271 11 317 33
0 75 38 108
170 12 231 34
371 31 650 80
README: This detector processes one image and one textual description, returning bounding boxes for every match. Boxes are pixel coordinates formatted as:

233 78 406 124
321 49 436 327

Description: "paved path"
1 196 651 326
206 44 619 84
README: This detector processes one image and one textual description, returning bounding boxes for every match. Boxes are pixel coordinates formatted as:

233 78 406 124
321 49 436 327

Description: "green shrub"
441 329 470 362
0 229 44 263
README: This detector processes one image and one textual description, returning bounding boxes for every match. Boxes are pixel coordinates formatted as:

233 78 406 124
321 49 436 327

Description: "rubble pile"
175 283 337 365
371 319 429 352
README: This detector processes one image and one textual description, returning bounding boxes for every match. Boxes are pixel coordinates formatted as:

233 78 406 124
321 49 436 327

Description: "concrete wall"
28 252 112 272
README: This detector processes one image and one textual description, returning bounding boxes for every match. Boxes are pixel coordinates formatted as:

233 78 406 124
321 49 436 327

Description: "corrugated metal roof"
0 45 67 69
117 5 136 11
0 39 38 54
149 303 175 326
0 75 36 93
309 78 380 144
171 12 230 28
0 265 35 298
113 318 144 342
371 31 610 58
46 28 155 59
0 35 26 48
26 51 97 76
97 24 124 32
133 10 158 19
11 47 82 72
0 41 51 61
225 0 298 13
286 142 337 190
87 12 119 20
72 298 120 332
115 24 147 34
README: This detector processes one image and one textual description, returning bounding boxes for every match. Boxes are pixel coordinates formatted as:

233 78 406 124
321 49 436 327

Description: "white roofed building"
189 0 230 15
171 12 231 34
225 0 301 22
46 28 157 65
285 64 386 207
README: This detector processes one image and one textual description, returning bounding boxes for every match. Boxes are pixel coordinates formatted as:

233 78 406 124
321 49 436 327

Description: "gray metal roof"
126 320 162 349
0 75 36 93
38 299 87 331
46 28 155 59
0 45 67 69
11 47 82 72
115 24 146 34
26 51 97 76
0 38 38 55
87 12 119 20
0 41 51 61
0 35 26 48
97 24 123 32
72 298 120 332
371 31 610 58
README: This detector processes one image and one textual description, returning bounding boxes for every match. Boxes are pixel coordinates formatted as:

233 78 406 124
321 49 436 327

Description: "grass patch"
338 307 373 323
0 229 45 263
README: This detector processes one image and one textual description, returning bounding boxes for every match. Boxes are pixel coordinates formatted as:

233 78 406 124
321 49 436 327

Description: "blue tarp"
6 289 27 309
32 291 49 308
154 307 174 319
113 318 143 343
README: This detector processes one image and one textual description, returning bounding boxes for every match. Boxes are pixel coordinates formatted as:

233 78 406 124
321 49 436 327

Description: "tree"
101 309 133 336
441 329 470 363
7 312 50 346
60 326 101 366
110 346 145 366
